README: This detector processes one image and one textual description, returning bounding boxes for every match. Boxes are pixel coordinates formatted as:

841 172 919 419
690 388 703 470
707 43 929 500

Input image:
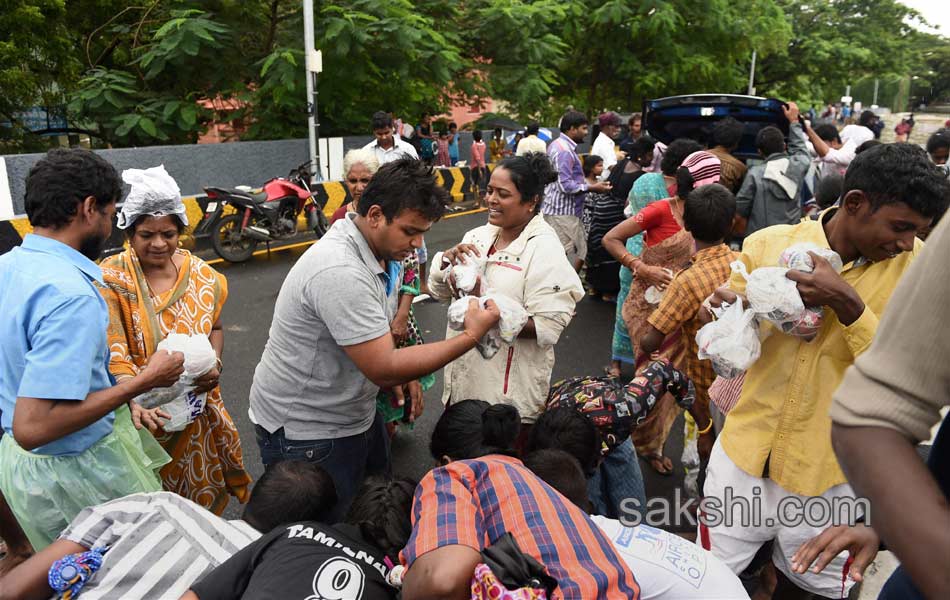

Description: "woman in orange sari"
100 166 251 514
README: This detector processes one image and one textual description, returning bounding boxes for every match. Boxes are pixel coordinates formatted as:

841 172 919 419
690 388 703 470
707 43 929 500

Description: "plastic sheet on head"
447 292 529 359
117 165 188 229
696 301 761 379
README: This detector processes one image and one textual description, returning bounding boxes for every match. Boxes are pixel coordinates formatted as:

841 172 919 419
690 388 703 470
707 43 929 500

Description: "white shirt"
839 124 874 148
815 139 856 178
362 137 419 165
591 131 619 179
515 135 547 156
591 515 750 600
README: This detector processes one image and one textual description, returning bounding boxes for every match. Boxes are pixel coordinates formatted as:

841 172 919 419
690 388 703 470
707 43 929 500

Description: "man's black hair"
855 139 881 155
525 407 601 476
523 450 591 511
430 399 521 461
814 124 841 144
493 127 502 136
473 130 483 142
371 111 393 131
710 117 744 150
559 110 589 133
660 138 703 176
449 121 457 130
755 126 786 157
815 173 844 210
683 183 736 243
242 461 338 532
525 122 540 136
496 153 558 214
583 154 604 178
345 477 417 562
859 110 877 128
629 137 656 160
844 143 950 219
357 157 448 222
926 130 950 155
25 148 122 229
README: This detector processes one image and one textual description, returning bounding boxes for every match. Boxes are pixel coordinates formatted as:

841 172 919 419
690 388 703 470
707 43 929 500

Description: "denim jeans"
588 438 647 520
255 412 391 521
878 413 949 600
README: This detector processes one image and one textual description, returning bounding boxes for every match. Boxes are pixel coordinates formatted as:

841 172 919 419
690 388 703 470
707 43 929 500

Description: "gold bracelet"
697 418 714 435
461 330 480 345
215 357 223 374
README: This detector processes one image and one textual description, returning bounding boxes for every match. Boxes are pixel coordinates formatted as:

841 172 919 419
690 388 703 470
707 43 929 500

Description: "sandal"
641 452 674 476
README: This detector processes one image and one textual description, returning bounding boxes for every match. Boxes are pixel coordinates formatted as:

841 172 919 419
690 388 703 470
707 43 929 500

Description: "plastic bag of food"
447 252 486 294
447 293 529 359
733 262 805 325
778 243 843 273
158 333 217 382
696 300 761 379
132 333 216 428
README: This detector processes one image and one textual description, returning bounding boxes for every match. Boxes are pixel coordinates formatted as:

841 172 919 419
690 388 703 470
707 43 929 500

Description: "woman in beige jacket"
429 153 584 425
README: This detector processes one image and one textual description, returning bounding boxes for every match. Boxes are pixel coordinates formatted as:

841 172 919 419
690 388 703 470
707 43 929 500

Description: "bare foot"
641 453 674 476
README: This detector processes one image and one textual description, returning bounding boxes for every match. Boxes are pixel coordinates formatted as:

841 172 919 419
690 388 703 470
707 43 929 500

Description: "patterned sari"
100 248 251 514
612 174 672 363
620 204 694 457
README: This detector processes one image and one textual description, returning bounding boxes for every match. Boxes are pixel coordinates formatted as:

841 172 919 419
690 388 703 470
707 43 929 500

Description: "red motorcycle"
201 161 329 263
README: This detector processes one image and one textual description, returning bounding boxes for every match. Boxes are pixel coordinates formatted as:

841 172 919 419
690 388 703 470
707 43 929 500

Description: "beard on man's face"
79 233 108 261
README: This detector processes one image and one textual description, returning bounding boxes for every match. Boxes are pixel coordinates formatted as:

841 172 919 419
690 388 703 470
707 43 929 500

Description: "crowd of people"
0 99 949 600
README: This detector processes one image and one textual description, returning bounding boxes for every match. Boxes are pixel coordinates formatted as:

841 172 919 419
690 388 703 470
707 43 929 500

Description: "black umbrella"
476 114 523 131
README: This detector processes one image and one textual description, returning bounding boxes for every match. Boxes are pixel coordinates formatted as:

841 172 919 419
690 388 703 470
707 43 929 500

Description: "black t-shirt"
191 522 395 600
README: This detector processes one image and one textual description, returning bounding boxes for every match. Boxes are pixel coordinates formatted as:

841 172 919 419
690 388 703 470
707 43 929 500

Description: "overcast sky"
900 0 949 35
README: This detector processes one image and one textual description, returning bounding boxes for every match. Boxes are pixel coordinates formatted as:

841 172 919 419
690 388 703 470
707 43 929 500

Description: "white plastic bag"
778 243 843 273
158 333 217 382
733 262 805 325
696 301 762 379
447 252 486 294
132 333 216 429
447 293 529 359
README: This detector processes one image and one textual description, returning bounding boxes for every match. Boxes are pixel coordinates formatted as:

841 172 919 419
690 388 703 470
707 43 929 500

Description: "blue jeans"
588 438 647 520
255 412 391 521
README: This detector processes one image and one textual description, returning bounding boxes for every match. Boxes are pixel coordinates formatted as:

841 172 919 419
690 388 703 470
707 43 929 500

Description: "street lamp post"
303 0 323 181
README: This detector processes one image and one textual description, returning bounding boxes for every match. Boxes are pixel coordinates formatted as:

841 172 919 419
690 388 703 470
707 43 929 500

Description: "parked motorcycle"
200 161 329 263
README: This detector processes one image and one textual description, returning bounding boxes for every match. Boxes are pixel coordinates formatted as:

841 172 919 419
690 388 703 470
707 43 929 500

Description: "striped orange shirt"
401 455 640 599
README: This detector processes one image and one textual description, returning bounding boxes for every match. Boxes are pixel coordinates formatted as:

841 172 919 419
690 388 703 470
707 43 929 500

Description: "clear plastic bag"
132 333 216 428
447 293 529 359
696 300 762 379
734 262 805 325
778 243 843 273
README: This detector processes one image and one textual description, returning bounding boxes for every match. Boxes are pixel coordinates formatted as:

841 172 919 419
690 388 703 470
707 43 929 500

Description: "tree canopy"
1 0 946 152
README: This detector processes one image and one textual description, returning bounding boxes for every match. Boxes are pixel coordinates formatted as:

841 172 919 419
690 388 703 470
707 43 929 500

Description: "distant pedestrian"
489 128 506 163
543 110 612 272
447 122 460 166
515 122 547 156
469 130 489 200
363 111 418 165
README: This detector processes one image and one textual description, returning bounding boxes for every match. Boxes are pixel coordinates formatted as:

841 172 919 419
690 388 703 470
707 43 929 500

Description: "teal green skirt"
0 406 169 550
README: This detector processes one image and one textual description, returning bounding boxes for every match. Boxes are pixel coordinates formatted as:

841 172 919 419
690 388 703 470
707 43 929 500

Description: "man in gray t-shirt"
250 158 500 513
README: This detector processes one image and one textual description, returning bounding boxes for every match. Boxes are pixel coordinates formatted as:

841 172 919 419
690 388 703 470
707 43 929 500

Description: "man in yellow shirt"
697 143 950 599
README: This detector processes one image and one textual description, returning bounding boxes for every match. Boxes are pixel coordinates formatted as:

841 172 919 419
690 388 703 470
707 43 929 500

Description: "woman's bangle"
215 357 223 374
697 418 713 435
